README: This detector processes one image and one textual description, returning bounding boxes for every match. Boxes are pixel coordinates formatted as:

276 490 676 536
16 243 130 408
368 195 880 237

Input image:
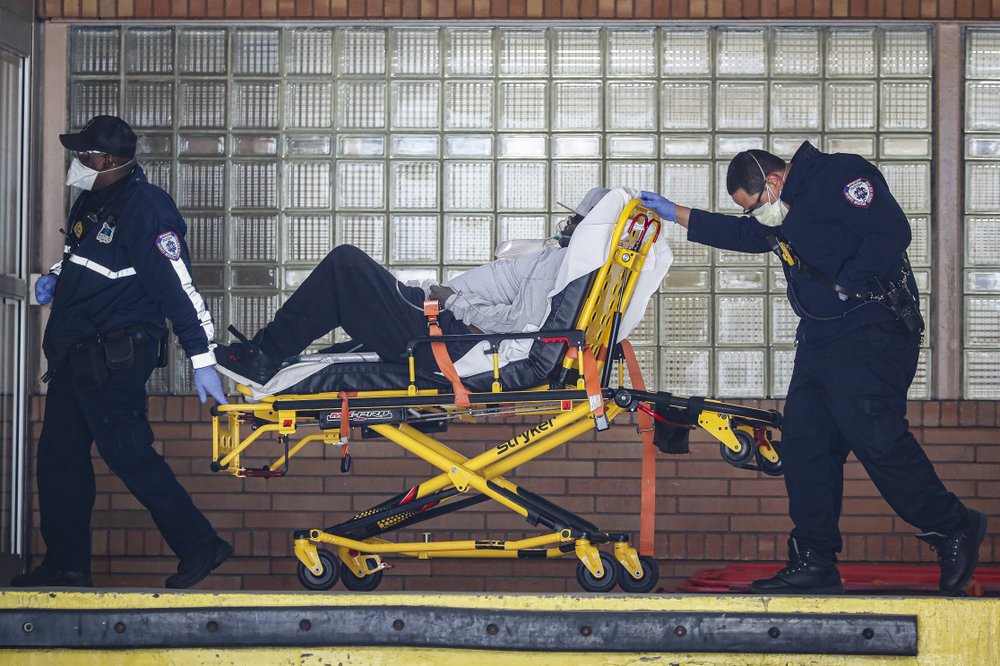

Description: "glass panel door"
0 46 27 575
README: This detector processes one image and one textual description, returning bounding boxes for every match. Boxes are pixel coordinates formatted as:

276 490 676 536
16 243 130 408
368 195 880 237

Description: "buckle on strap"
424 300 472 409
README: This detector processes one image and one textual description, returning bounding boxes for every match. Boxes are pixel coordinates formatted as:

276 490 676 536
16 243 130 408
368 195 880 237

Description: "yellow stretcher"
209 199 783 593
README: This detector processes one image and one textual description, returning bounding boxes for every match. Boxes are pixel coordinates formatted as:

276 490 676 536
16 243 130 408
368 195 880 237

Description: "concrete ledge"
0 590 996 665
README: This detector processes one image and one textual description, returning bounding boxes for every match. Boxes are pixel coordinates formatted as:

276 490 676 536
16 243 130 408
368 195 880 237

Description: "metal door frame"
0 0 33 580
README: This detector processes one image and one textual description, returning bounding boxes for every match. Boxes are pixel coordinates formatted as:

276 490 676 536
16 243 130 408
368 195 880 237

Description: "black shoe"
747 539 844 595
214 326 281 388
10 565 93 588
917 509 988 594
165 537 233 589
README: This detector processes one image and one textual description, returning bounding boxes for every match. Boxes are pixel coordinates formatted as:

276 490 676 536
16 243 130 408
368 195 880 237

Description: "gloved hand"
35 274 57 305
193 366 228 405
640 191 677 223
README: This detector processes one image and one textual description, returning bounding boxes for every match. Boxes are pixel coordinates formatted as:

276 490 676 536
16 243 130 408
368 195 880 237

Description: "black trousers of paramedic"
782 320 968 556
259 244 473 368
37 337 216 574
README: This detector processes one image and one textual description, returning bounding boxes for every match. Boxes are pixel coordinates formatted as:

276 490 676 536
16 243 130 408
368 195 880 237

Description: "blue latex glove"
35 274 57 305
640 191 677 223
193 366 228 405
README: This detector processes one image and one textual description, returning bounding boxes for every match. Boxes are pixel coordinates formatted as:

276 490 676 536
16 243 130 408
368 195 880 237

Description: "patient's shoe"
747 538 844 595
917 509 987 594
10 564 93 588
215 326 281 388
165 536 233 589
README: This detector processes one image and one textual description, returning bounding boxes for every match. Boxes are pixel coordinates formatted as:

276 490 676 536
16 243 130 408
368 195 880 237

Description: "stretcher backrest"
456 273 592 392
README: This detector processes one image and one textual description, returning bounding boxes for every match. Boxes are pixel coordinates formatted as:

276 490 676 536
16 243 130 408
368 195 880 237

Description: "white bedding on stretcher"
245 187 673 400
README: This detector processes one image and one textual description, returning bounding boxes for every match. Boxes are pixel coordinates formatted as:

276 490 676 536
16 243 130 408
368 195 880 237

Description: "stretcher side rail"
404 328 586 356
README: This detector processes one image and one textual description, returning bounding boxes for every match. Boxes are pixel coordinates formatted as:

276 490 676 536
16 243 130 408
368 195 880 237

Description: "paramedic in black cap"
641 142 986 596
12 115 232 589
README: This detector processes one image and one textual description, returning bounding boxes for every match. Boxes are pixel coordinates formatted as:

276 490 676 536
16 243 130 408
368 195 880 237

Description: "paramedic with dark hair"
12 116 232 589
641 142 985 595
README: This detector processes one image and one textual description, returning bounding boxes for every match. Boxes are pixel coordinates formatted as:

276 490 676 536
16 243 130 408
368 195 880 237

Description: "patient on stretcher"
215 188 618 391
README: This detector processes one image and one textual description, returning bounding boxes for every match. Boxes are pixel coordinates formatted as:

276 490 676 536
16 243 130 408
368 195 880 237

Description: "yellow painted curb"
1 590 997 665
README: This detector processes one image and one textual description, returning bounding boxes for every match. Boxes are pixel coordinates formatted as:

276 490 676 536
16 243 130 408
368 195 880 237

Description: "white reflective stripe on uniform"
49 256 66 275
67 253 138 279
164 253 216 356
191 350 217 370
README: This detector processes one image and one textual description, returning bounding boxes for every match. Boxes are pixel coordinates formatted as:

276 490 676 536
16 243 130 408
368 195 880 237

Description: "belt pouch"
103 329 135 370
69 339 109 390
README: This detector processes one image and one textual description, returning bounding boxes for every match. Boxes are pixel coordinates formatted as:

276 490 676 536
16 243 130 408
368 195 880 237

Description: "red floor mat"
678 563 1000 595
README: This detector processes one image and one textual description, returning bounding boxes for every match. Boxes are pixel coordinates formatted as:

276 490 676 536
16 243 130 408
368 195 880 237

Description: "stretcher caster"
576 551 618 593
617 555 659 593
720 429 756 468
756 441 784 476
296 549 340 591
340 564 384 592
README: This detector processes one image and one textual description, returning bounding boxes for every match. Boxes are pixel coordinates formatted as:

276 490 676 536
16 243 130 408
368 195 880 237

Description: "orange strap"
338 391 355 446
429 321 472 409
581 347 605 418
621 340 656 557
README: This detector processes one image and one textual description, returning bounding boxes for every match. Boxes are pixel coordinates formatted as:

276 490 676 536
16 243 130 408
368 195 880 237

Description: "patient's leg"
260 244 434 360
217 245 472 386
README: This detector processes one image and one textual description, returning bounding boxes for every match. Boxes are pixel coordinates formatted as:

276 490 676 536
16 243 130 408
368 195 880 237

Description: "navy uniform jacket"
687 141 917 345
43 165 216 370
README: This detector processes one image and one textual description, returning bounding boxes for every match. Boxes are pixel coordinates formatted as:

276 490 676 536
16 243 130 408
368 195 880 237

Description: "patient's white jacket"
443 246 566 335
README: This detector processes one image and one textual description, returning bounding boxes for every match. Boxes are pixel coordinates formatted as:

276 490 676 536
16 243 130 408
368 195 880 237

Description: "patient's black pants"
260 245 472 368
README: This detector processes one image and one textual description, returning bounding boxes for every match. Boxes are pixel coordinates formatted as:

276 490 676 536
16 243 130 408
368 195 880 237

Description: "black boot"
214 326 282 388
10 565 93 588
747 539 844 595
917 509 988 594
165 536 233 589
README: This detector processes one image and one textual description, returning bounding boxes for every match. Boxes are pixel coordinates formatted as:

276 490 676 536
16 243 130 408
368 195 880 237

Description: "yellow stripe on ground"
0 590 996 665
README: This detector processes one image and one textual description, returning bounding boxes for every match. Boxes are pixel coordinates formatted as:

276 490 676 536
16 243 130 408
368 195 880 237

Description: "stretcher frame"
210 200 783 593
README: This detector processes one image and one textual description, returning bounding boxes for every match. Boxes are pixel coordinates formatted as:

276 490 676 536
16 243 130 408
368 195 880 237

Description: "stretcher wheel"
576 551 618 593
756 441 784 476
617 555 659 593
340 564 384 592
296 549 340 591
720 430 756 468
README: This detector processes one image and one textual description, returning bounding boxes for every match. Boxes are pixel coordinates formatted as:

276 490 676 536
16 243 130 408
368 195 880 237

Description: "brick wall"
27 396 1000 591
36 0 1000 20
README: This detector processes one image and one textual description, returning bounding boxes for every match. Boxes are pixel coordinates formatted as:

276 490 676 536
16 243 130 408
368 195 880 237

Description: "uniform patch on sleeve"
155 231 182 261
843 177 875 208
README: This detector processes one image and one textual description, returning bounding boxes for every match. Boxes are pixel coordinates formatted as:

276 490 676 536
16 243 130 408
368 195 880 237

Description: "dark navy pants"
37 338 215 573
260 244 472 369
782 320 968 556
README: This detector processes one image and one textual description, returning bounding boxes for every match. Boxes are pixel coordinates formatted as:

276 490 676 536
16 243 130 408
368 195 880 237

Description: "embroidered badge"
155 231 182 261
96 221 115 244
73 221 84 238
843 177 875 208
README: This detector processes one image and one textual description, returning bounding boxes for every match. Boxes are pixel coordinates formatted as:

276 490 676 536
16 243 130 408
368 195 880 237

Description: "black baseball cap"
59 115 137 159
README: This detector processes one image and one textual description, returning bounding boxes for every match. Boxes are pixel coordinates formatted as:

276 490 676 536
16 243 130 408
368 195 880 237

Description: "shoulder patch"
843 177 875 208
155 231 182 261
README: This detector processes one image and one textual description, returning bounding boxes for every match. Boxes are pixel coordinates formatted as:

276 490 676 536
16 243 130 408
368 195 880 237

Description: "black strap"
765 234 863 299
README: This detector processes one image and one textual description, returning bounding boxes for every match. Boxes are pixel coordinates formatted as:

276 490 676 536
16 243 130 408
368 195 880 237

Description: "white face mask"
65 157 100 190
745 152 787 227
752 185 787 227
65 157 132 191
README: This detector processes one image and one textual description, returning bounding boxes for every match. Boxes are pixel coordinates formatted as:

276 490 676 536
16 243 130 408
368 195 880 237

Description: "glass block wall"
65 25 934 398
964 29 1000 399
